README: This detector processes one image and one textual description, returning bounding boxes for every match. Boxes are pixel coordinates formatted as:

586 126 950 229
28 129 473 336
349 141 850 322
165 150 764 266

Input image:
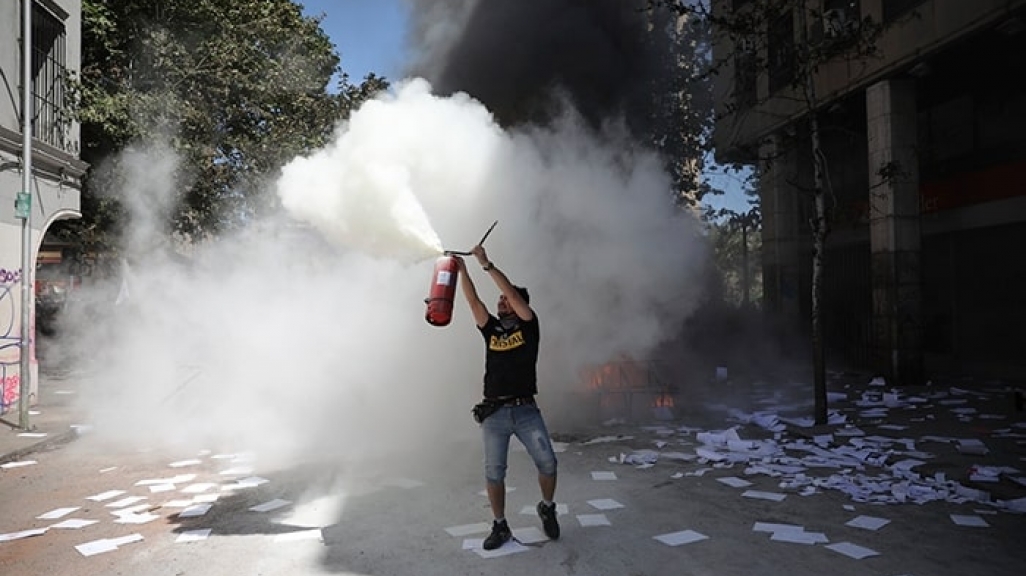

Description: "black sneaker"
482 519 511 550
537 501 560 540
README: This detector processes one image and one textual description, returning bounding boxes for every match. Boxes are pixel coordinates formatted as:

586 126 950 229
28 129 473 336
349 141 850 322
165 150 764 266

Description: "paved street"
2 371 1025 576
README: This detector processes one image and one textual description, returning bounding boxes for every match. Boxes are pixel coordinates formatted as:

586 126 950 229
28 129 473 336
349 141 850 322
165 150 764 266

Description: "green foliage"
644 7 716 207
58 0 389 253
707 204 762 307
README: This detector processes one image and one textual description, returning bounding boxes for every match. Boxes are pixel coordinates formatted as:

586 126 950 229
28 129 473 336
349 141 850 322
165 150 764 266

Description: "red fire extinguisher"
424 255 459 327
425 221 497 327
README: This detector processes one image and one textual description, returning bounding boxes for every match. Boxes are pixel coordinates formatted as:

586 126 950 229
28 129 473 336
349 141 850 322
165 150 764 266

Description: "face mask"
500 315 519 330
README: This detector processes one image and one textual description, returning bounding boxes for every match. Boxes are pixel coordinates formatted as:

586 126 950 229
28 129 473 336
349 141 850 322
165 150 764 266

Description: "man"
454 245 560 551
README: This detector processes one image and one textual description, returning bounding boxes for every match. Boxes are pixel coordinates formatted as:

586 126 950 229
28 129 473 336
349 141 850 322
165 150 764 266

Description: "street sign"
15 191 30 219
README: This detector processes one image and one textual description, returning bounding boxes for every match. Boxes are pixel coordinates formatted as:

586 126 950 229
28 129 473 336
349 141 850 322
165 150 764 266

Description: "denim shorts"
481 403 558 483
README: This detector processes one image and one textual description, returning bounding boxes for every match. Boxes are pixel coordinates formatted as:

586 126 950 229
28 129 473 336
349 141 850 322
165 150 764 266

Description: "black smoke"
404 0 681 136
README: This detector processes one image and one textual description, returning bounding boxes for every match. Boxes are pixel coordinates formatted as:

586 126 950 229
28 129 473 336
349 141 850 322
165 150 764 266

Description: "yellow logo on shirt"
489 330 525 351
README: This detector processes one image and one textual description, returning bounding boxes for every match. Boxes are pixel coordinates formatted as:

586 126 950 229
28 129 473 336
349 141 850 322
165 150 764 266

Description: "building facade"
711 0 1026 382
0 0 85 413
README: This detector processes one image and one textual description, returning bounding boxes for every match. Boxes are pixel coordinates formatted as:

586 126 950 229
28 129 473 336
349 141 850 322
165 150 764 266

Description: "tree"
709 203 762 307
644 8 716 207
59 0 388 255
657 0 890 424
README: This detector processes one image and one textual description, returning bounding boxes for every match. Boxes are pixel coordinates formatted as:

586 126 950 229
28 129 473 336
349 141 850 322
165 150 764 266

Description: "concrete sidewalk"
0 372 85 465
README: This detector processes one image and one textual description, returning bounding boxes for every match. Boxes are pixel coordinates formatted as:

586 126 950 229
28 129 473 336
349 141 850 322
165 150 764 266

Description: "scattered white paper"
587 498 624 510
75 539 119 556
0 528 48 542
653 529 708 546
577 514 611 527
107 496 148 508
825 541 879 559
591 471 618 481
149 483 176 493
175 529 212 543
179 503 213 518
250 499 291 512
582 435 635 445
445 522 491 537
753 522 804 533
845 515 890 531
136 475 193 486
86 490 126 502
111 504 153 517
512 526 548 544
219 466 255 476
717 476 753 488
273 529 323 542
114 513 161 524
37 506 80 520
2 460 38 469
17 432 47 438
50 519 99 529
742 490 787 502
181 482 218 494
770 530 828 544
75 533 143 557
169 459 203 468
225 476 269 489
465 538 530 558
957 439 989 455
950 514 989 527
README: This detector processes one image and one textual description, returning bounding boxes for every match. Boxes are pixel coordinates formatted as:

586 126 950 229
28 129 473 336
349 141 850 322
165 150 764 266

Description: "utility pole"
17 0 34 430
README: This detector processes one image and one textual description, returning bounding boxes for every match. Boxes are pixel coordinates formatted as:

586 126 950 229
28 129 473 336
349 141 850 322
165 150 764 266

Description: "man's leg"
538 472 557 502
486 480 506 519
482 410 513 550
514 407 560 540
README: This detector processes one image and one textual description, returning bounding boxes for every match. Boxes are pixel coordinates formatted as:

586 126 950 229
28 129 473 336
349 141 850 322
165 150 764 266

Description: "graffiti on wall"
1 268 23 413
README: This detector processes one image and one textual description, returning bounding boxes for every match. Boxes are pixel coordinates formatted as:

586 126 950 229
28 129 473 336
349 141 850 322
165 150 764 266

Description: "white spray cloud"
72 77 708 473
277 78 709 414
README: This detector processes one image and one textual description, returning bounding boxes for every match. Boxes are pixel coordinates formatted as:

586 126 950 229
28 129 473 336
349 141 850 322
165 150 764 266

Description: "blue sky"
298 0 409 84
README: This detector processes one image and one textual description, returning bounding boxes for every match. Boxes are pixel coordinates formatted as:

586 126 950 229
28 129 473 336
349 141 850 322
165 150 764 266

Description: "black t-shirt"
478 312 540 398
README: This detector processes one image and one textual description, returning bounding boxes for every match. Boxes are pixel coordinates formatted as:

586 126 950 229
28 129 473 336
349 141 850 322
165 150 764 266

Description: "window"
31 2 70 151
734 37 758 109
821 0 860 39
767 10 795 93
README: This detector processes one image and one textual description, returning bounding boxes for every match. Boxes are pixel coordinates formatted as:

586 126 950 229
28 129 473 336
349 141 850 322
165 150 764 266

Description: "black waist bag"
472 400 500 424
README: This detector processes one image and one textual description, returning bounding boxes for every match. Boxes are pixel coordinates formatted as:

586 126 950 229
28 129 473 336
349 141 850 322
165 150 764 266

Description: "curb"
0 428 81 466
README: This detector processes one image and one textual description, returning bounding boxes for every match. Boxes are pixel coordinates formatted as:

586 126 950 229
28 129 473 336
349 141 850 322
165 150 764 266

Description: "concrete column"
759 134 802 335
866 79 923 385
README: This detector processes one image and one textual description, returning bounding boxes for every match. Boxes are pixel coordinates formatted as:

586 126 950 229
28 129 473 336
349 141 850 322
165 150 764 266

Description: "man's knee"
485 466 507 484
535 456 557 477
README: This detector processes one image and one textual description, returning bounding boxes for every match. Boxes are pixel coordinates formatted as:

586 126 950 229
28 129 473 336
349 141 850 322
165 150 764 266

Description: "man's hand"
471 245 490 267
452 254 466 272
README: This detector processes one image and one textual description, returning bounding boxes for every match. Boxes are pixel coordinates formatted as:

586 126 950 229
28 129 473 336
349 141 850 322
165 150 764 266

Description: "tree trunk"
810 118 828 425
741 222 750 307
